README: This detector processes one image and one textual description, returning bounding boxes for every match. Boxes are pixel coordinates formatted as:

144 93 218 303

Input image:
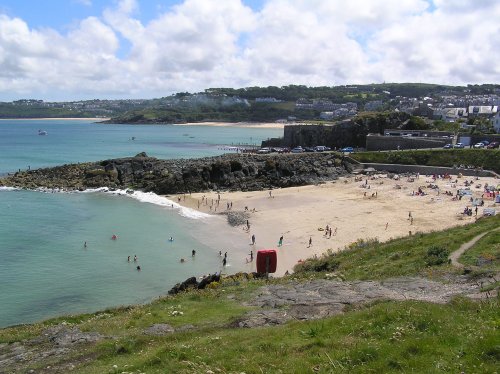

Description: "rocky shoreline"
0 152 352 194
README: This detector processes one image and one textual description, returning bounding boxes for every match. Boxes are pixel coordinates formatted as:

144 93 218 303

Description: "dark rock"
198 273 220 289
0 153 349 194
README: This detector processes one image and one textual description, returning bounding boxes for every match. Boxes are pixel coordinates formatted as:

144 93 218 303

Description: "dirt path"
449 227 500 268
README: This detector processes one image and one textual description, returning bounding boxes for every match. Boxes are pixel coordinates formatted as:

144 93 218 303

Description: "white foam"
1 185 211 220
99 188 212 220
0 186 19 191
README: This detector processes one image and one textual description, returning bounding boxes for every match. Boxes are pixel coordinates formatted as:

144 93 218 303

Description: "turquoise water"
0 120 282 327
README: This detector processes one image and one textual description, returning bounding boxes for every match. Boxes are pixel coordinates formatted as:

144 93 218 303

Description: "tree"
404 116 430 130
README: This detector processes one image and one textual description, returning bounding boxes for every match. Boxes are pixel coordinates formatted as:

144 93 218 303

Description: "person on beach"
219 250 222 256
246 220 250 230
249 251 253 261
251 234 256 245
385 222 389 230
222 257 227 266
308 237 312 247
278 236 283 247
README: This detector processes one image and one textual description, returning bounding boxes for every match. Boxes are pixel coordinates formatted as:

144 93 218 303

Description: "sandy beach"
172 173 499 276
173 121 285 129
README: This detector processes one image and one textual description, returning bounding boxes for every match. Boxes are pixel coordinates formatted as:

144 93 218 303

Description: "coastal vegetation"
351 149 500 173
1 215 498 373
294 214 500 280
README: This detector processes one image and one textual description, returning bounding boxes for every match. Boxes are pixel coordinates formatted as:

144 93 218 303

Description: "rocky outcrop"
0 152 350 194
234 276 482 328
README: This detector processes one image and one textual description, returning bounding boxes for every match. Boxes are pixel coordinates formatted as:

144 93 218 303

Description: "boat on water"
38 129 48 136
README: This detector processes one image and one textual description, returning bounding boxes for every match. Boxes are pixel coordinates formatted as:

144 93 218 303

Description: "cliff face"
0 152 350 193
278 112 410 148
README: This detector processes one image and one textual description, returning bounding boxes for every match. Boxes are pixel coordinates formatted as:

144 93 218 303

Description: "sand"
173 173 499 276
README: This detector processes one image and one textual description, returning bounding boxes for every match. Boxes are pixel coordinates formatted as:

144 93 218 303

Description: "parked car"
291 146 304 153
314 145 327 152
341 147 354 153
487 141 499 149
443 144 453 149
257 147 271 154
473 142 485 148
480 140 490 145
454 143 464 148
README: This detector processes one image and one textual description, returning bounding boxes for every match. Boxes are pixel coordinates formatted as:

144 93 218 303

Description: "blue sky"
0 0 265 31
0 0 498 101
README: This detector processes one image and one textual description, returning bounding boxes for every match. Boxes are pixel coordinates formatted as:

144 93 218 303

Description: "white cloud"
0 0 499 100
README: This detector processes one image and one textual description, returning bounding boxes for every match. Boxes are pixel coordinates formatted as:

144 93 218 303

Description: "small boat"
38 129 48 136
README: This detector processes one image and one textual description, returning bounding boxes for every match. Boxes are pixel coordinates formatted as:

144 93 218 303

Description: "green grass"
459 230 500 271
351 149 500 173
45 298 500 373
294 215 500 280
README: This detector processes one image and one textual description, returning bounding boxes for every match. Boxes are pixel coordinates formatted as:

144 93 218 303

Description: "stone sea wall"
0 152 350 194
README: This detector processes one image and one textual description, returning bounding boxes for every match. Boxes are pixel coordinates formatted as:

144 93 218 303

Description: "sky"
0 0 499 101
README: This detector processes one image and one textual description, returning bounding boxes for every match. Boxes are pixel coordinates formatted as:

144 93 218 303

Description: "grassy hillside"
1 215 499 373
351 149 500 173
294 215 500 279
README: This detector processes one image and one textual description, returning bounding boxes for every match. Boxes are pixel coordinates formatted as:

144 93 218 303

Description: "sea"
0 119 282 328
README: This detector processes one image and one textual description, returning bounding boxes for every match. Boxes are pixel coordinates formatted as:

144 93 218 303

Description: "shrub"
425 246 449 266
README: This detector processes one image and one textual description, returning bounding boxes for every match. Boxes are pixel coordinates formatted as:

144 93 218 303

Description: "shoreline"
173 173 499 276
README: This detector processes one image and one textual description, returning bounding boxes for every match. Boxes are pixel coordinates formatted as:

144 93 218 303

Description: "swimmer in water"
192 249 196 257
111 234 117 240
136 265 141 271
84 241 87 248
134 255 137 262
169 237 174 242
180 258 185 263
